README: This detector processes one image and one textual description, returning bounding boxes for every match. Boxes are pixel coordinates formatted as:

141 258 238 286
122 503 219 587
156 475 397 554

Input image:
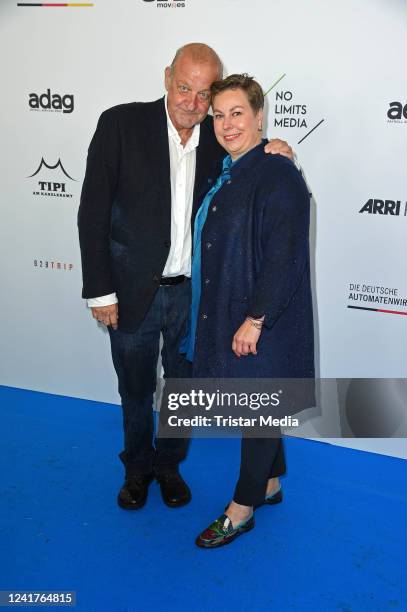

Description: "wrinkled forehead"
172 56 219 88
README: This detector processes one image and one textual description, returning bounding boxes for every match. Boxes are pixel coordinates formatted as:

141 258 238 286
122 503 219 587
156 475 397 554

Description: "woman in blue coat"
182 74 314 547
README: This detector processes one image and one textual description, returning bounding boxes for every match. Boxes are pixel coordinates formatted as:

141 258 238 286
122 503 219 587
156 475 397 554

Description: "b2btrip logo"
28 89 74 114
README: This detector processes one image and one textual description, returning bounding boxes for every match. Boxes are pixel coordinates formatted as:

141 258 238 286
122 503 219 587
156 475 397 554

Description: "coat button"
212 206 217 212
205 278 210 284
201 314 208 319
152 274 159 283
164 240 171 248
207 178 213 184
206 242 212 249
227 179 232 184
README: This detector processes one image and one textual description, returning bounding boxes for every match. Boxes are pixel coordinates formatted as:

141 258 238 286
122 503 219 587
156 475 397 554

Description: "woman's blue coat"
192 141 314 380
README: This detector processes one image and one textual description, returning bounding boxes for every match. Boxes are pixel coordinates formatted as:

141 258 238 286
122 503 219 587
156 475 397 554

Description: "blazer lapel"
148 97 171 191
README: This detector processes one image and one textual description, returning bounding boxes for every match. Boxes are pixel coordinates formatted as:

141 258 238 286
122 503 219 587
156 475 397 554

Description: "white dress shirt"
87 96 200 308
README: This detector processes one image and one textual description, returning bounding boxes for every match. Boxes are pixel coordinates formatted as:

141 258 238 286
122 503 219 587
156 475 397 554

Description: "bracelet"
246 317 264 330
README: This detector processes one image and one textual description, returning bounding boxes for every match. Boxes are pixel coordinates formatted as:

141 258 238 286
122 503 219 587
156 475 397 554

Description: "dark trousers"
108 280 191 477
233 436 286 507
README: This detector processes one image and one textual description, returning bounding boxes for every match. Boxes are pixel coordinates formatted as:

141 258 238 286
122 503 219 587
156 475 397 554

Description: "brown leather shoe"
156 471 191 507
117 474 154 510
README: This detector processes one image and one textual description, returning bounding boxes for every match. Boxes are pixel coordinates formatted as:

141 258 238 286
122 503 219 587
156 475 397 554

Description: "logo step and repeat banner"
0 0 406 456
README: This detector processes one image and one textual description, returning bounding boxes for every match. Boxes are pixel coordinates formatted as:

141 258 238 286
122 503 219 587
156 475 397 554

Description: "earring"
258 123 263 131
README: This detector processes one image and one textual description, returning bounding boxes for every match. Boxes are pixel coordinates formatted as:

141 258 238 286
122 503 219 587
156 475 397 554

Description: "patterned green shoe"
195 513 255 548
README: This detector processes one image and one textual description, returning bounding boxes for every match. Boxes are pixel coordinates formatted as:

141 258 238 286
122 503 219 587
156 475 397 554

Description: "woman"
181 74 314 547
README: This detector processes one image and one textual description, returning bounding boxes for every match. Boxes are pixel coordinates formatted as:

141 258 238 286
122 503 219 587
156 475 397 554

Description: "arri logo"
387 101 407 124
28 89 74 114
359 199 407 216
28 158 76 198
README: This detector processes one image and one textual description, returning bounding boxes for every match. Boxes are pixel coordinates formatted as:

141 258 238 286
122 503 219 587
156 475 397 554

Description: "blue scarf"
181 154 233 362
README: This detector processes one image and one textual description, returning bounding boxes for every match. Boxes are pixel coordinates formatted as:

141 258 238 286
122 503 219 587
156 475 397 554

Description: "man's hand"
91 304 119 330
232 319 262 357
264 138 293 160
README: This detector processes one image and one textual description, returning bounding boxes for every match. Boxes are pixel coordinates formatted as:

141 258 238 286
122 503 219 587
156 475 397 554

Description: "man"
78 43 293 511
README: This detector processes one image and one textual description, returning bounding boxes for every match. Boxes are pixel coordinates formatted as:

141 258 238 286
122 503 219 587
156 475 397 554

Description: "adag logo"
28 158 76 198
359 198 407 216
28 89 74 114
387 101 407 124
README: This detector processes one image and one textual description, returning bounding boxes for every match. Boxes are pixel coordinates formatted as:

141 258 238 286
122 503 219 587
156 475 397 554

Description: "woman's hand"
232 319 263 357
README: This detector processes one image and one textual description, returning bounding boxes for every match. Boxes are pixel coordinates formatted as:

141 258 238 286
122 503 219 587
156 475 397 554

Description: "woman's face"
212 88 263 160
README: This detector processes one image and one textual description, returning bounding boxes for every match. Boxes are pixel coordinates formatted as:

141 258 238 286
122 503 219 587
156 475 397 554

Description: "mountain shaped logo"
28 158 76 181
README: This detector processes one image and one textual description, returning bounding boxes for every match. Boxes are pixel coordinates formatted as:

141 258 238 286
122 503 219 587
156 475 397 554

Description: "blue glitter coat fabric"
191 140 314 380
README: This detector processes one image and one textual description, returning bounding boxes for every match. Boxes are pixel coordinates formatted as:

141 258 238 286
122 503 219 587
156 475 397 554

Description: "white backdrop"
1 0 406 456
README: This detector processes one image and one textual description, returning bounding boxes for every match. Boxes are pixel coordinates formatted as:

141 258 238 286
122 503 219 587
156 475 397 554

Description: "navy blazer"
192 141 314 380
78 97 224 331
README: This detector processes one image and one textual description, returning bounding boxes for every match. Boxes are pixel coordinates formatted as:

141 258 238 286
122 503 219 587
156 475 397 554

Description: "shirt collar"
164 94 200 152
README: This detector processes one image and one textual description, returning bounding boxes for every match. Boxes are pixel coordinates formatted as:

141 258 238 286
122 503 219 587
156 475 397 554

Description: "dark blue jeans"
108 280 191 477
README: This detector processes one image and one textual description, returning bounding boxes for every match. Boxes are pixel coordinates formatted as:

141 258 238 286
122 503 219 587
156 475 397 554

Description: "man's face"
165 55 219 132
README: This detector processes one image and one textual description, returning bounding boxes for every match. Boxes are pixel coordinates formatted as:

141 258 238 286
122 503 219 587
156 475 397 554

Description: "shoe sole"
195 521 255 549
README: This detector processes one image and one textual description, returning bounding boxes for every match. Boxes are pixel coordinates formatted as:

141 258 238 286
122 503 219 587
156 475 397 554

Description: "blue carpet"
0 386 406 611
